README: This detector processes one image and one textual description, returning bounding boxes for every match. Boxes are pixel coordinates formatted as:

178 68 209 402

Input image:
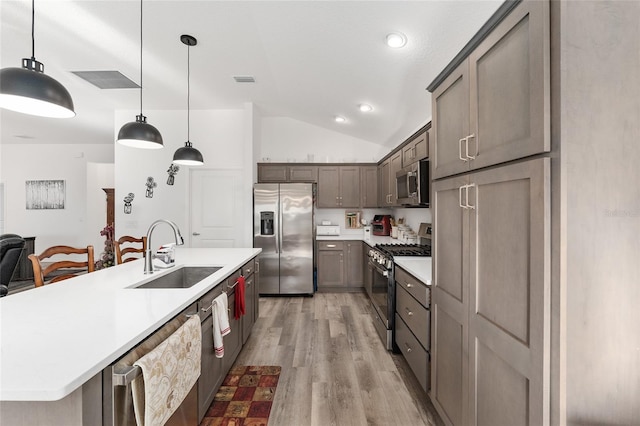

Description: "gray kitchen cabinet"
198 285 225 421
345 241 363 289
431 0 549 180
402 130 428 166
317 241 345 289
257 164 318 183
431 157 549 426
317 166 360 208
224 273 243 373
378 151 402 206
395 265 431 392
242 259 256 344
360 165 378 208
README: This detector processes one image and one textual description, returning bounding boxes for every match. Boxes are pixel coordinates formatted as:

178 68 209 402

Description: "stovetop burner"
376 244 431 257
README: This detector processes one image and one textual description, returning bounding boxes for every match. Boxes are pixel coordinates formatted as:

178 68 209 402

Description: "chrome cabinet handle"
192 232 200 236
459 186 466 209
404 342 412 353
466 183 476 210
405 307 413 316
405 283 413 288
326 244 336 248
201 304 213 313
459 137 468 162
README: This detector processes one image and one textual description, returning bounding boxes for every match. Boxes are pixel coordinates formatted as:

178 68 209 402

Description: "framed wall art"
25 180 65 210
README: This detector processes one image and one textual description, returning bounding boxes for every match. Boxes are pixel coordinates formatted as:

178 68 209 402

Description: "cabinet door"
467 158 549 426
339 166 360 208
378 160 391 206
258 164 288 182
402 131 428 166
289 165 318 182
360 166 378 208
317 166 340 207
432 61 471 179
389 151 403 206
345 241 363 288
469 0 550 172
431 174 470 426
317 249 345 288
242 274 255 344
199 316 224 420
224 291 243 372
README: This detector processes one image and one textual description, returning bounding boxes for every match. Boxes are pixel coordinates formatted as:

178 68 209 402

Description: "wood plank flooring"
235 292 444 426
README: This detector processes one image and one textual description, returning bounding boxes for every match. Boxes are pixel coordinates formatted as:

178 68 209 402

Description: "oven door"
368 258 393 349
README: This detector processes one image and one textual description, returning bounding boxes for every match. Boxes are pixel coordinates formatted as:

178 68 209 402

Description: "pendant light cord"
30 0 35 59
139 0 143 116
187 44 190 142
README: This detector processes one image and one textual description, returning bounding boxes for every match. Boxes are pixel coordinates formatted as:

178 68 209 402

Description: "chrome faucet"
144 219 185 274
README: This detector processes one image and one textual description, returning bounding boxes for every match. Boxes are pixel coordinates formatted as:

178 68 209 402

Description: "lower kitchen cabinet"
242 266 256 344
395 266 431 392
317 240 364 291
431 158 549 426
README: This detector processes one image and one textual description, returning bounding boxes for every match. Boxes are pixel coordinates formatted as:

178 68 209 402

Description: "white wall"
260 116 388 163
0 143 113 253
114 108 247 247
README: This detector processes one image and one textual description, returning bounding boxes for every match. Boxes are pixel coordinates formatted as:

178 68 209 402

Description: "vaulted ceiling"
1 0 502 149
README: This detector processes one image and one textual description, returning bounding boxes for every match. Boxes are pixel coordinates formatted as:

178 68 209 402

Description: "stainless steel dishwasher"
102 302 199 426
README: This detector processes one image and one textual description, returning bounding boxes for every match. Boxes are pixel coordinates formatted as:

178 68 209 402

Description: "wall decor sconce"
145 176 157 198
166 164 179 185
123 193 135 214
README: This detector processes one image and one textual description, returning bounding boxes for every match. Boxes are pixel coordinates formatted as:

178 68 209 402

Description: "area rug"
200 365 281 426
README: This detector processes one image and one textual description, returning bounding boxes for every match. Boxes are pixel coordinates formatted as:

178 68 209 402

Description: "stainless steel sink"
134 266 221 289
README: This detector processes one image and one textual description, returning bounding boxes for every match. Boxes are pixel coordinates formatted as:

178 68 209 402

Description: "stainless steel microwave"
396 159 429 206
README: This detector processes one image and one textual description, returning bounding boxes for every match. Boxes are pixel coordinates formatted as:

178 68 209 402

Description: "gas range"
368 243 431 270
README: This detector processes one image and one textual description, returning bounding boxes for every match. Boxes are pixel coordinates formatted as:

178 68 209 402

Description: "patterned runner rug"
200 365 281 426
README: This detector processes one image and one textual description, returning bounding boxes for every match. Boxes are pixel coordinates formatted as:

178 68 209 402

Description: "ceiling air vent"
71 71 139 89
233 76 255 83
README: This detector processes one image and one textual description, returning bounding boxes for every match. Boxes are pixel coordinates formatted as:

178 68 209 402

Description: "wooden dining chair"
28 245 95 288
115 236 147 264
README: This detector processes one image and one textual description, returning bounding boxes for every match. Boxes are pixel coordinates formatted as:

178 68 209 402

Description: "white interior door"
190 169 244 248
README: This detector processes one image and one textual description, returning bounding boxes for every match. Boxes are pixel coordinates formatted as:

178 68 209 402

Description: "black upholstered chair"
0 234 26 297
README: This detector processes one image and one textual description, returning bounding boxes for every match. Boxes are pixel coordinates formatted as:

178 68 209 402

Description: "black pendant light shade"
0 1 75 118
117 114 163 149
117 0 163 149
173 34 204 166
173 141 204 165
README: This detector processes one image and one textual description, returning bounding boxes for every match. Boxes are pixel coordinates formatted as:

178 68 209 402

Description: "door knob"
192 232 201 236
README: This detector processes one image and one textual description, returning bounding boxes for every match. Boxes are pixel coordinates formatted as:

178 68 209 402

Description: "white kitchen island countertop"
0 247 260 402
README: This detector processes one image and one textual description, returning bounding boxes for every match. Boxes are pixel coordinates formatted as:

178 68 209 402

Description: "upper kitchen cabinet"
402 130 428 167
430 0 550 179
360 166 378 208
378 151 402 207
257 164 318 183
317 166 360 208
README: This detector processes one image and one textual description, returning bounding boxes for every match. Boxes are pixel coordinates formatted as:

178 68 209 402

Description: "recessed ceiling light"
359 104 373 112
386 32 407 48
335 116 346 123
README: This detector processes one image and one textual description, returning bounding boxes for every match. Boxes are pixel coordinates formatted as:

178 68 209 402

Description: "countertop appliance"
371 215 392 236
254 183 314 295
396 159 429 206
366 243 431 351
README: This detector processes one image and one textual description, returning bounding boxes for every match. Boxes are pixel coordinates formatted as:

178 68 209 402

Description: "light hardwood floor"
235 292 443 426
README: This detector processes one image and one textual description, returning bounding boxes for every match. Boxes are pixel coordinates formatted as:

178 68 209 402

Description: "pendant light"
0 0 75 118
173 34 204 166
117 0 163 149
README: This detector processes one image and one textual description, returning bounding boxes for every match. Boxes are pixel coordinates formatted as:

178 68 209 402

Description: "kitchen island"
0 247 260 425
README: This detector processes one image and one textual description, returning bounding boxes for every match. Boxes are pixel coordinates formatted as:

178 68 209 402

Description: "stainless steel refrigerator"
253 183 314 295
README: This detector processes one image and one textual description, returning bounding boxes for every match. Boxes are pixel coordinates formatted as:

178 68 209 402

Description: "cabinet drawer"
395 266 430 307
198 285 223 321
395 313 429 392
396 285 430 349
318 241 344 251
242 258 256 277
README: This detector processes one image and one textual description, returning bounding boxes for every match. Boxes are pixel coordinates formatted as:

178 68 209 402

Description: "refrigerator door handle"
278 196 284 253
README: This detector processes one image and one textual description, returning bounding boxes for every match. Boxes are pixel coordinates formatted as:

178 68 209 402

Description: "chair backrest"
0 234 26 286
28 245 95 288
115 236 147 264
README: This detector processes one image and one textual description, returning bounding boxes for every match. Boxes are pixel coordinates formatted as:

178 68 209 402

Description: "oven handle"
368 258 388 277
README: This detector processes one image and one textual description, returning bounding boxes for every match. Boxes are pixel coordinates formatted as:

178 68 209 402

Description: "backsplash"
314 207 431 237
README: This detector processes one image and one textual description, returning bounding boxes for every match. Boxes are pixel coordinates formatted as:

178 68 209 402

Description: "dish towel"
235 275 246 320
212 292 231 358
131 315 201 426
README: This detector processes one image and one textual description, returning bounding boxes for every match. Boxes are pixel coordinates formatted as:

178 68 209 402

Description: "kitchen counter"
0 247 260 402
394 257 432 286
317 234 397 245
